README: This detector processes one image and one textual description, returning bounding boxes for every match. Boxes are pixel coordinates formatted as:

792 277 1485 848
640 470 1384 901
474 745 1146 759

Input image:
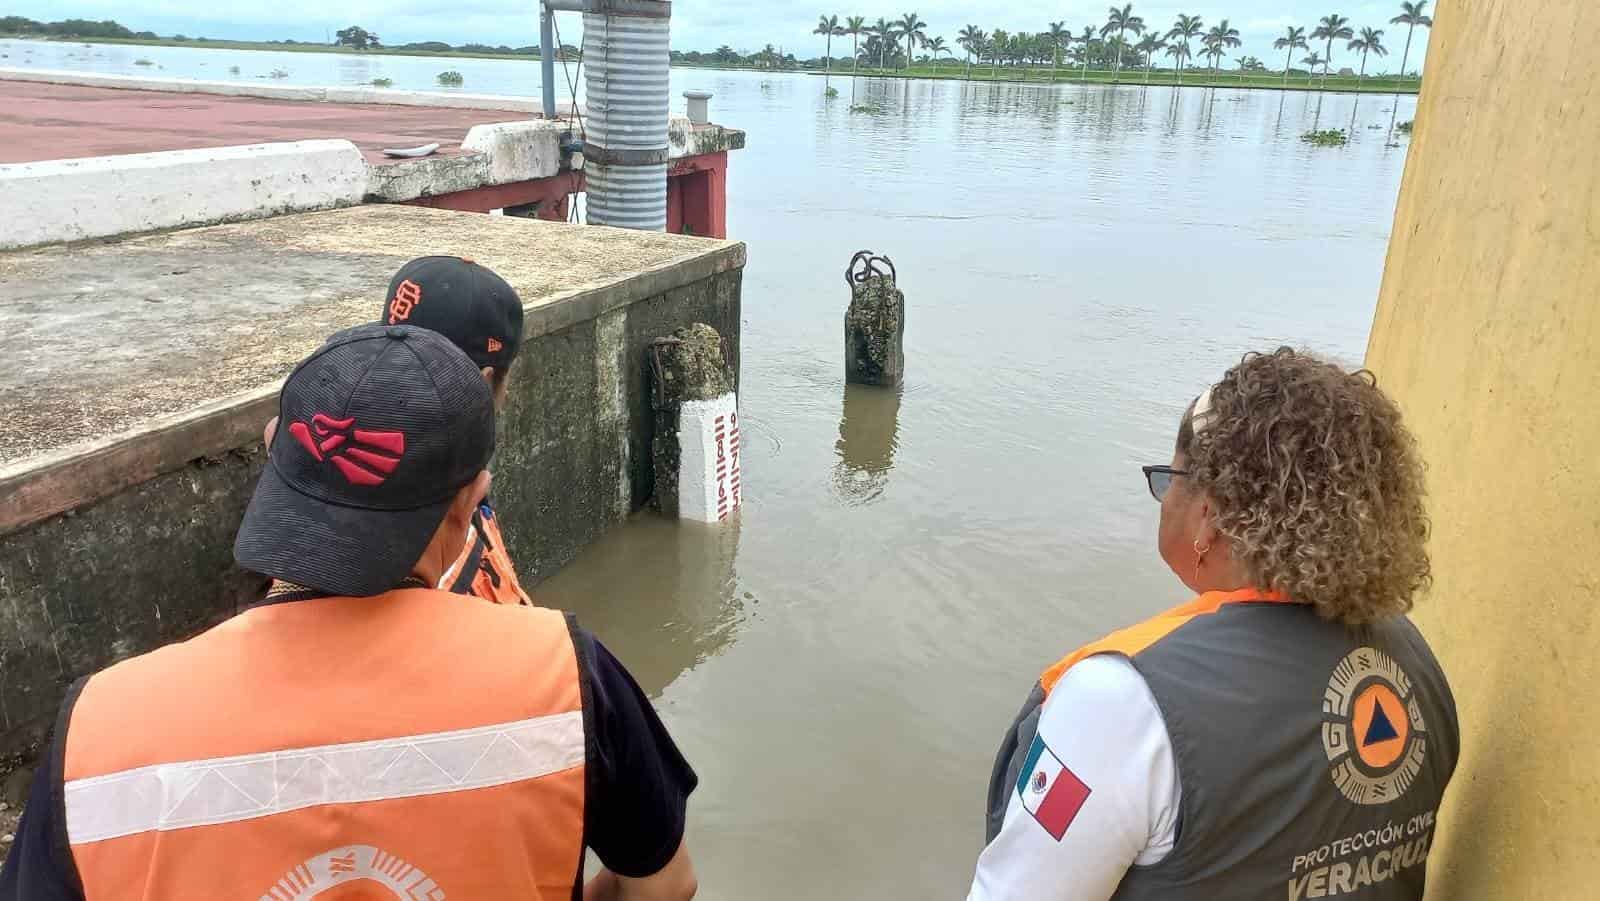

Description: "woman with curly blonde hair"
970 348 1460 901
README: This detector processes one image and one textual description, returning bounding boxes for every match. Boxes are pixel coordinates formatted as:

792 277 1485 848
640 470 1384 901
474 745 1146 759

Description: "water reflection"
535 516 745 698
831 383 903 506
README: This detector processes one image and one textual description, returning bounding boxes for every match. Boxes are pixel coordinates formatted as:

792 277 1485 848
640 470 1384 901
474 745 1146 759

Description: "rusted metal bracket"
648 337 684 407
583 143 671 166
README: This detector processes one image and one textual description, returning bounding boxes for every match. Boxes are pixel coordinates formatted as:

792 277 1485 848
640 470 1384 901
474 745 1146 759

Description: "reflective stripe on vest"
64 589 586 901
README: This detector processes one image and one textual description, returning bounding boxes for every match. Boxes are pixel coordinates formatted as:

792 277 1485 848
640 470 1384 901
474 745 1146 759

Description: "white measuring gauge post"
675 392 742 523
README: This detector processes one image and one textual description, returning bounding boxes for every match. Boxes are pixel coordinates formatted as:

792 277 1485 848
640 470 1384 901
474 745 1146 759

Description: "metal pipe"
583 3 672 230
539 6 557 120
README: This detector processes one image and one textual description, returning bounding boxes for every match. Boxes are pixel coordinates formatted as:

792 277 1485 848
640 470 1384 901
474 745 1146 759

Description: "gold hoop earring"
1193 539 1211 584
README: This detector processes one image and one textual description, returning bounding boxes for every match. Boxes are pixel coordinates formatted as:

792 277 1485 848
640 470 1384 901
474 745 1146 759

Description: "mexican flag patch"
1015 734 1092 841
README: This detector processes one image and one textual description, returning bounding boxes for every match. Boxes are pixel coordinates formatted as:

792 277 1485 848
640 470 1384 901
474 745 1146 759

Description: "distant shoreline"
0 34 566 63
0 36 1420 94
806 64 1420 94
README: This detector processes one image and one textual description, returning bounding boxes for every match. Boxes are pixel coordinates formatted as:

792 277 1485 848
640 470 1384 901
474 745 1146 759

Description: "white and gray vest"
987 601 1459 900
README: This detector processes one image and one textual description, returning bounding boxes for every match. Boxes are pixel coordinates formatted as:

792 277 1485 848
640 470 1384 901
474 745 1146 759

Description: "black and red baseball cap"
234 324 496 597
382 256 524 371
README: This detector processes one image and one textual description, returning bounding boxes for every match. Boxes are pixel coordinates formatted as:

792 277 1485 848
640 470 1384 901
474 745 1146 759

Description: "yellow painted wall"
1364 1 1600 897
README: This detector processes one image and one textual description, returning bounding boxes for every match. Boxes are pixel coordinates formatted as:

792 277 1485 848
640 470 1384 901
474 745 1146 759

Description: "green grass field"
815 63 1420 94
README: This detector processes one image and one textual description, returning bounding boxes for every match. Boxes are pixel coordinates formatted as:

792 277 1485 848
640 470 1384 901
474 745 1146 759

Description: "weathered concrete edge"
522 238 748 338
0 386 281 538
0 238 748 537
0 140 368 251
0 66 554 113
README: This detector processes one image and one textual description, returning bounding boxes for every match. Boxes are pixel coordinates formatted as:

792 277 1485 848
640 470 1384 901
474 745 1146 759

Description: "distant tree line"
0 16 154 40
801 2 1433 86
672 46 807 70
0 16 579 59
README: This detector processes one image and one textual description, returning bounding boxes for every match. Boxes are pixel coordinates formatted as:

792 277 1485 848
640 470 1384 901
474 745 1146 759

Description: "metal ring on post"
846 250 897 289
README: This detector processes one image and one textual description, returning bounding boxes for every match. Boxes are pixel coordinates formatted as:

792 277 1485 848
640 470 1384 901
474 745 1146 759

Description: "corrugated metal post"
539 5 557 119
582 0 672 231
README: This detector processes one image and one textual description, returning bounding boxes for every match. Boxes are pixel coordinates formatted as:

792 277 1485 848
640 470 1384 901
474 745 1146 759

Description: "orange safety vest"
62 588 585 900
443 504 533 605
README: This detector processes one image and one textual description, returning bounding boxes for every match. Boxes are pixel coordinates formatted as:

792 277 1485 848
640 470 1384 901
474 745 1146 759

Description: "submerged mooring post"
650 323 742 523
845 250 905 386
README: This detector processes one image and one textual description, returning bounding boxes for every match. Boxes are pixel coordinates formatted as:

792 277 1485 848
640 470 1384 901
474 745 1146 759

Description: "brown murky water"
539 74 1418 899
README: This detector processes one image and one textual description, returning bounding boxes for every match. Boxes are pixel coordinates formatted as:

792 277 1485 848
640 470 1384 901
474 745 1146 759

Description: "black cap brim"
234 460 451 598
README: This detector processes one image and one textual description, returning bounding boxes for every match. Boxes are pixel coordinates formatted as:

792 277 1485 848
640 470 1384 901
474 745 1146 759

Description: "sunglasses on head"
1142 465 1192 502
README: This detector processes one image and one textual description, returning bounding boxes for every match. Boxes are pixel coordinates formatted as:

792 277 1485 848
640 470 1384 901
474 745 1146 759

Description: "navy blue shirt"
0 630 694 899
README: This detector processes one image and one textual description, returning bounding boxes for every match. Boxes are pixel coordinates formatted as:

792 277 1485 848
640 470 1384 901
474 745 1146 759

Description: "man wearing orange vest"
1 324 699 901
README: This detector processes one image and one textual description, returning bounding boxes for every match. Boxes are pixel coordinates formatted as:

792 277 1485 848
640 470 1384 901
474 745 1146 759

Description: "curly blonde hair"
1180 348 1431 625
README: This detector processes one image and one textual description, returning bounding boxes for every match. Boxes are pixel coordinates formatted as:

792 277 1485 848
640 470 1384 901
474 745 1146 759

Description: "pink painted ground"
0 82 529 165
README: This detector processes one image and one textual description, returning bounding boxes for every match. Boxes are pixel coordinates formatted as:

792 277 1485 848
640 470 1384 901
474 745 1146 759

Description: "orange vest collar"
1040 587 1294 694
1194 587 1292 608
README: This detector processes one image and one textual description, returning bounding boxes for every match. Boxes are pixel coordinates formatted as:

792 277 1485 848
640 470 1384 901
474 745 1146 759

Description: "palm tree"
1302 51 1326 87
1347 26 1387 89
815 15 841 72
1135 32 1166 83
958 25 984 79
871 18 894 70
988 28 1009 77
1077 25 1098 81
898 13 927 71
1167 14 1204 85
925 36 948 72
1390 1 1432 79
990 28 1010 77
1048 21 1069 82
1102 4 1147 83
1201 20 1239 82
1010 32 1030 79
1164 41 1191 83
845 16 866 76
1273 26 1308 87
1312 13 1354 88
1235 55 1263 84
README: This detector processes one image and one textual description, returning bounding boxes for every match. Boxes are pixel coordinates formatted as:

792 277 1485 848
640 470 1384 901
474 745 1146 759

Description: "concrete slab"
0 205 745 525
0 80 527 165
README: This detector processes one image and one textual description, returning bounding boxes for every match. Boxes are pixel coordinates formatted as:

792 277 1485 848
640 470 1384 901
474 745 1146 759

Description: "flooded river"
556 74 1414 898
9 40 1416 898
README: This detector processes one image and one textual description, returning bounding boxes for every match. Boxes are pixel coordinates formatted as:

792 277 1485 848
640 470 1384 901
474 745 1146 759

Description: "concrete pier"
0 70 746 245
0 205 744 769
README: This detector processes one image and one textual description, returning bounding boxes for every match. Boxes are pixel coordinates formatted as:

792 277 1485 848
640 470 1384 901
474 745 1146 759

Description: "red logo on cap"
288 414 405 486
388 279 423 324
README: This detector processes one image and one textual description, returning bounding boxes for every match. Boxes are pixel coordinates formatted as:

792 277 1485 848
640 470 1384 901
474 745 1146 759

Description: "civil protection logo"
1321 647 1428 806
265 844 445 899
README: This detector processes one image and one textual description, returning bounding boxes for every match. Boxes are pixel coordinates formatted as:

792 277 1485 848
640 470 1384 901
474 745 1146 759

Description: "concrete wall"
0 140 367 250
1363 2 1599 897
0 266 741 775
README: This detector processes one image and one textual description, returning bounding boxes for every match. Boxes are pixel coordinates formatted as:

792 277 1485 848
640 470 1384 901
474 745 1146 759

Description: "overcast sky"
16 1 1434 72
